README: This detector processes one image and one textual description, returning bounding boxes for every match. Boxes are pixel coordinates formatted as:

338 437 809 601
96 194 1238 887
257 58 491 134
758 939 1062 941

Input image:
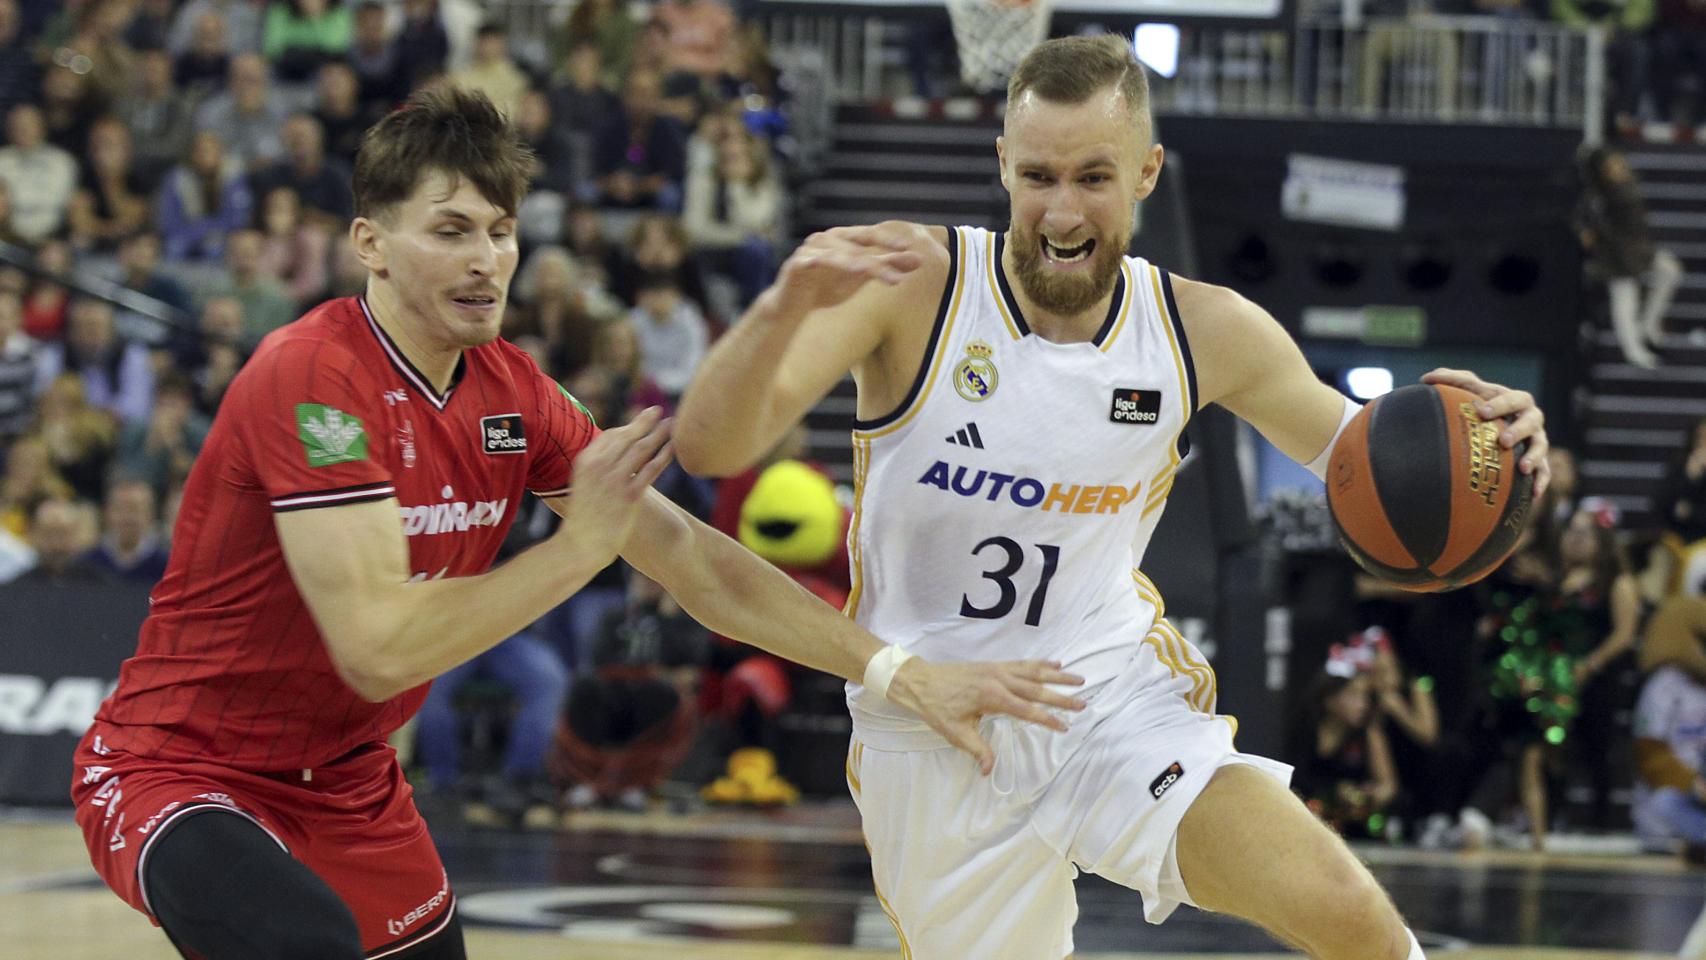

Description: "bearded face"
998 85 1160 325
1007 212 1130 317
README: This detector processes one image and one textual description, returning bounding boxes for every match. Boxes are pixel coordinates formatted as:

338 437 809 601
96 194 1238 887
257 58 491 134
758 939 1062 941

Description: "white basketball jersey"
847 226 1202 746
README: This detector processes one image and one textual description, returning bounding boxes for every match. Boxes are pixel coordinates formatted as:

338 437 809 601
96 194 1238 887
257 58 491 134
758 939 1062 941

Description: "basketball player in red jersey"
68 87 1085 960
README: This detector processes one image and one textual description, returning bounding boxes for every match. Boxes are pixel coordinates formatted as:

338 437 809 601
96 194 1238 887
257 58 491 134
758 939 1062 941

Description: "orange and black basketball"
1326 383 1535 593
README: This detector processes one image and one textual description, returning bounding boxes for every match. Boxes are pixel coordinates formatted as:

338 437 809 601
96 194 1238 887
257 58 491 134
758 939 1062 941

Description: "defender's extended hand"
888 659 1088 775
1421 368 1551 497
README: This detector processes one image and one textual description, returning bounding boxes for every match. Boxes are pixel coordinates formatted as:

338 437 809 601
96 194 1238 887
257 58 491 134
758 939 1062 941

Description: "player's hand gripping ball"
1326 383 1535 592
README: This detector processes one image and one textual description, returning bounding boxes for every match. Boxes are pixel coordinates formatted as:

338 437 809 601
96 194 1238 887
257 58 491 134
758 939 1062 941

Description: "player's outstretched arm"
613 491 1087 774
277 409 675 701
674 221 939 477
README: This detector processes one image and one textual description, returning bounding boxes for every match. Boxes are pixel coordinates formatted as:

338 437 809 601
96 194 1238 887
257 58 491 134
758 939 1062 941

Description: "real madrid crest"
954 340 998 402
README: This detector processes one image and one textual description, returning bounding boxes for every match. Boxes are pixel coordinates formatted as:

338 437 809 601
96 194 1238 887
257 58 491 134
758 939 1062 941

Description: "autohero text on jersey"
917 460 1142 515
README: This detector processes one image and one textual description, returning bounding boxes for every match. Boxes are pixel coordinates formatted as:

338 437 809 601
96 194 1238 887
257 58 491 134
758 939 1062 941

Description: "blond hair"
1007 35 1151 137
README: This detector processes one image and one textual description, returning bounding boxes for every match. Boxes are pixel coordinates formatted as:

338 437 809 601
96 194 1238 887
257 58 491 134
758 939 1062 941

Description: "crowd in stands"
0 0 799 819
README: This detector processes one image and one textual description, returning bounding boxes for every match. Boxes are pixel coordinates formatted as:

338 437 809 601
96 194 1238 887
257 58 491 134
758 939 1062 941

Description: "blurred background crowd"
2 0 1706 864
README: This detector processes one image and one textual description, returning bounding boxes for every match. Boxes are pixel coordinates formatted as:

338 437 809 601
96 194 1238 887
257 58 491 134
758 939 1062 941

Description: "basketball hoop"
945 0 1053 96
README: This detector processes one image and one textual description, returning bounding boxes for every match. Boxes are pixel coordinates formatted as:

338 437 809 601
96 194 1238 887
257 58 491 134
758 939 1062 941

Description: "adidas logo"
945 423 984 449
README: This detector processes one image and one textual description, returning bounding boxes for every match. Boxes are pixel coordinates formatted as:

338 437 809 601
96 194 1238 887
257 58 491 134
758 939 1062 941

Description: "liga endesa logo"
916 460 1142 515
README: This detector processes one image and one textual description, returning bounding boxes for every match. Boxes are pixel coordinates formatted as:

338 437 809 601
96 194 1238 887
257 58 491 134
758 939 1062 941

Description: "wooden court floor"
2 808 1694 959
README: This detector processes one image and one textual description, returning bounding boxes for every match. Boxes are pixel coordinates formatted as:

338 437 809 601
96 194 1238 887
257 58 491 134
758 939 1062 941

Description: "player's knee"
261 917 363 960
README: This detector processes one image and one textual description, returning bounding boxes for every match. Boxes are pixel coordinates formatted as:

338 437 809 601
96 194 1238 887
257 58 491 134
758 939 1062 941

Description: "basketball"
1326 383 1536 593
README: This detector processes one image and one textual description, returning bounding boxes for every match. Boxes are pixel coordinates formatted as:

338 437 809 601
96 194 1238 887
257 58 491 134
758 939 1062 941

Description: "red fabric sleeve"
526 369 600 498
236 337 396 512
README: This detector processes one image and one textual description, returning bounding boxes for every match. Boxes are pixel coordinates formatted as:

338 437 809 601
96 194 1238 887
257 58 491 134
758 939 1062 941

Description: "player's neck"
363 281 461 392
999 235 1116 344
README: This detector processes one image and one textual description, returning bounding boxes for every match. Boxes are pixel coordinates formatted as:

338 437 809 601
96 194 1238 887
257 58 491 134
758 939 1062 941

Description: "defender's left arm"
1170 276 1551 496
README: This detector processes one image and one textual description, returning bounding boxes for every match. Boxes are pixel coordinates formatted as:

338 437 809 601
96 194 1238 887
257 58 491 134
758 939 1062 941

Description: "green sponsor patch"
296 403 369 467
556 382 597 427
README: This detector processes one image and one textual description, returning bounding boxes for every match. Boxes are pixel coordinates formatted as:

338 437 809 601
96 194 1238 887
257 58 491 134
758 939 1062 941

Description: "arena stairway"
1578 142 1706 531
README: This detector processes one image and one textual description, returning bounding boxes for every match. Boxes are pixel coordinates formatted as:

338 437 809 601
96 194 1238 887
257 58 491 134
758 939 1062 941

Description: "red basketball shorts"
70 724 455 957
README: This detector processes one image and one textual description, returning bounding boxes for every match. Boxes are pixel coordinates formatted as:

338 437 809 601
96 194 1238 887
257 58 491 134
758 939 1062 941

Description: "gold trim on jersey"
1098 260 1137 353
1141 265 1194 521
1140 617 1217 714
852 229 970 440
845 739 865 796
1131 569 1165 619
844 437 872 620
985 238 1025 341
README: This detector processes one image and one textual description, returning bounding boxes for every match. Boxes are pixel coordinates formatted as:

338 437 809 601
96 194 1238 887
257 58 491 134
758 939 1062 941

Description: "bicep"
274 498 411 678
1179 277 1347 463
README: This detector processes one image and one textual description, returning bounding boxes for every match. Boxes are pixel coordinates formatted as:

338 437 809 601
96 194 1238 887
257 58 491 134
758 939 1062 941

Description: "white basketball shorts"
847 634 1293 960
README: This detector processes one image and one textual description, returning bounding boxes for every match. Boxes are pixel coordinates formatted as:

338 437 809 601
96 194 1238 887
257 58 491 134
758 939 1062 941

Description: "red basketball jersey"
93 297 596 772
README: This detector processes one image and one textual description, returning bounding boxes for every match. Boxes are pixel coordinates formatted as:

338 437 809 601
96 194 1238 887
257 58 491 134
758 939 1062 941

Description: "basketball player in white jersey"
676 35 1550 960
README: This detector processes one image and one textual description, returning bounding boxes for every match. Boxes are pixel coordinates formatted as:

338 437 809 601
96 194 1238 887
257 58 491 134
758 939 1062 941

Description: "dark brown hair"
352 86 533 221
1007 34 1151 136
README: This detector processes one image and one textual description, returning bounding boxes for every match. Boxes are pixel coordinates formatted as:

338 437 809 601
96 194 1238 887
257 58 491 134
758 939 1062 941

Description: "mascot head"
738 460 844 569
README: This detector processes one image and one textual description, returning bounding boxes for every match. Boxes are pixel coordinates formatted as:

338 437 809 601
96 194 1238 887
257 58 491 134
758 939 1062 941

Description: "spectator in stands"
550 42 621 161
1632 595 1706 852
88 476 170 583
0 103 78 246
127 0 177 52
38 62 104 158
117 46 198 191
157 130 253 262
116 371 209 496
514 89 579 200
558 0 642 87
0 180 23 250
21 240 72 341
256 186 331 307
614 213 714 322
59 0 139 110
1654 0 1706 129
208 228 296 347
195 53 290 170
251 113 354 225
1662 417 1706 547
68 118 151 255
172 295 248 415
1293 664 1398 838
113 230 194 330
393 0 449 87
653 0 737 91
263 0 353 83
596 68 689 210
591 316 669 415
0 434 71 537
450 22 529 121
561 201 623 292
0 288 35 444
0 0 39 121
16 496 107 583
32 371 117 501
312 61 372 166
37 297 155 425
173 9 234 100
1552 501 1644 833
550 570 708 811
627 272 708 399
1579 145 1683 368
513 247 611 379
170 0 263 57
324 229 366 298
684 128 783 308
347 0 404 112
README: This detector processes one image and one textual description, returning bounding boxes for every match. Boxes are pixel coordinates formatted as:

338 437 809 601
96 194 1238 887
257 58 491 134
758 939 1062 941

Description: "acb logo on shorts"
1149 761 1185 800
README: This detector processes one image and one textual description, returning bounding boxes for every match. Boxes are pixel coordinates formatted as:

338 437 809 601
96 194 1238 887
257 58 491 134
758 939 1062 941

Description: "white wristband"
1304 394 1363 481
862 644 916 701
